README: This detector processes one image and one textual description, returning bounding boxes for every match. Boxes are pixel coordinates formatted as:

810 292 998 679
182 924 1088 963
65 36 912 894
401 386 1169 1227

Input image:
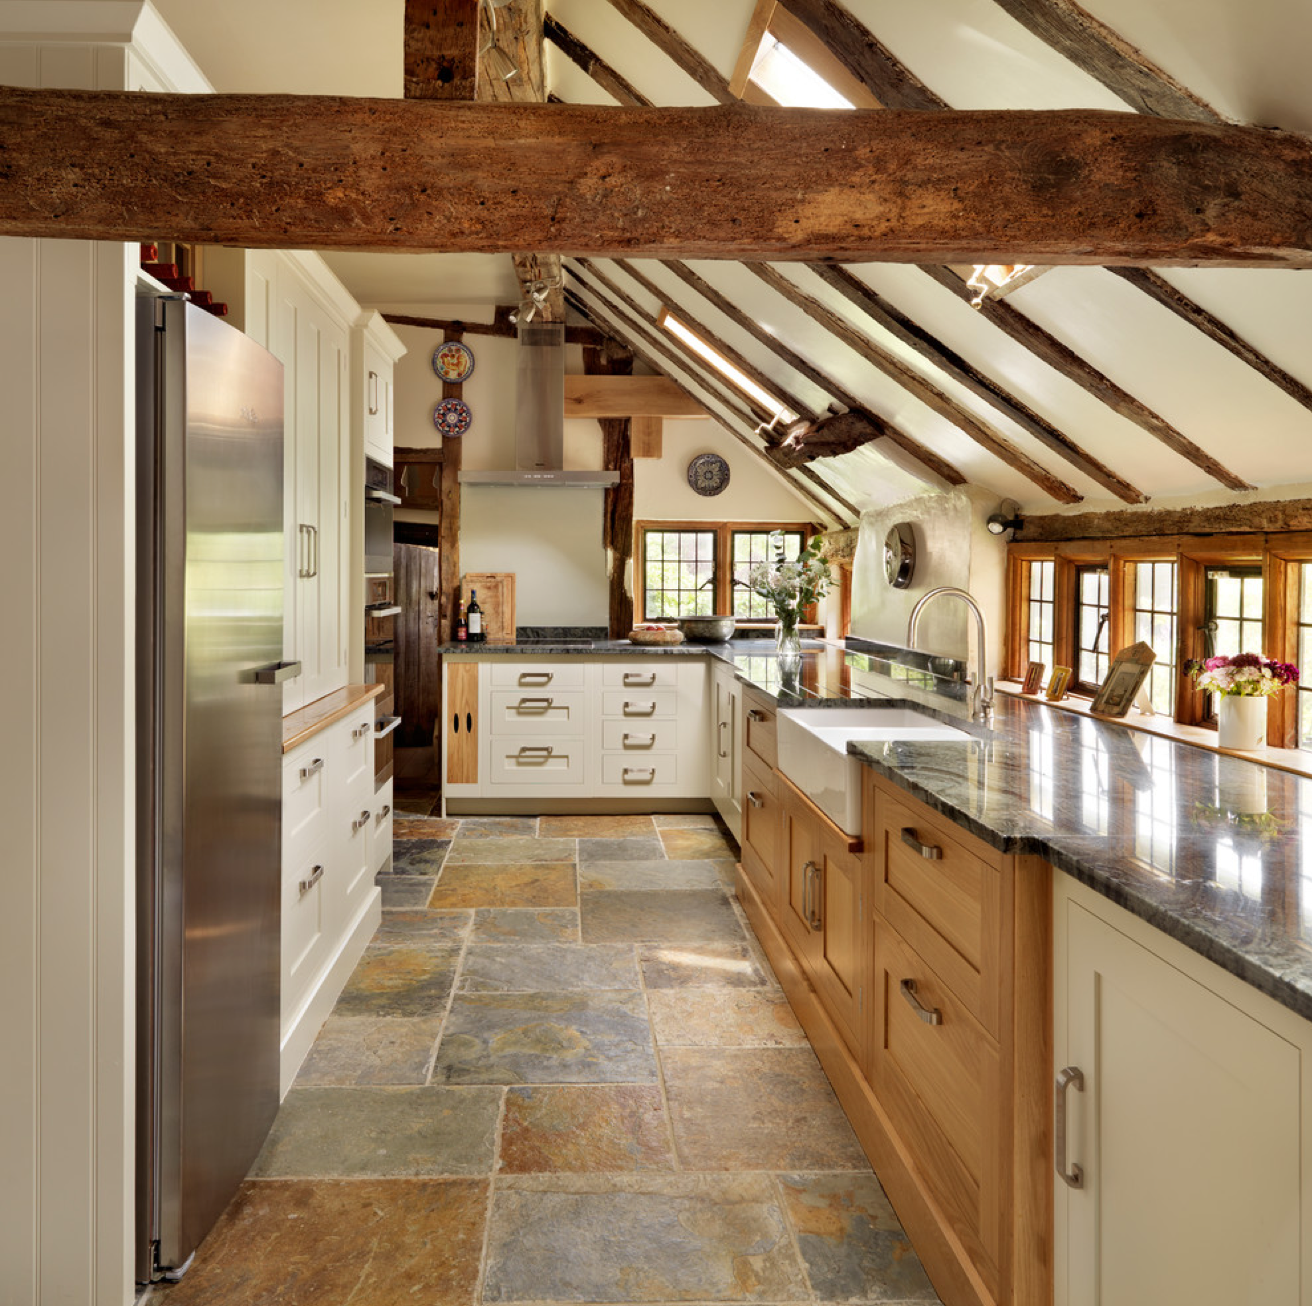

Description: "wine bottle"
467 590 484 642
456 601 468 642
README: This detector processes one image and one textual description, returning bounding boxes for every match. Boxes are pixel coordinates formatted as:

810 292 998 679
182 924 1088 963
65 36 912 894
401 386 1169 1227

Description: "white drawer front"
490 690 587 734
601 662 677 689
601 719 679 752
283 748 329 853
488 737 585 785
372 777 394 871
339 709 375 796
343 803 375 908
283 845 329 1003
602 690 679 719
601 754 679 787
489 662 587 689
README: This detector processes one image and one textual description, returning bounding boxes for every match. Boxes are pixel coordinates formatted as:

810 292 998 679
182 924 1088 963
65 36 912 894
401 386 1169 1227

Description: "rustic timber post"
585 342 636 637
437 329 465 649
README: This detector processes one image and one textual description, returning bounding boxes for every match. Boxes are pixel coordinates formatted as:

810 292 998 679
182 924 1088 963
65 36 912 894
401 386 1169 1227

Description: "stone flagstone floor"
146 808 941 1306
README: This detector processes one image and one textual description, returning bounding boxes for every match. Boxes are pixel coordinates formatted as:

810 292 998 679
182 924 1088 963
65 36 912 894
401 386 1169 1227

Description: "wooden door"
393 541 442 746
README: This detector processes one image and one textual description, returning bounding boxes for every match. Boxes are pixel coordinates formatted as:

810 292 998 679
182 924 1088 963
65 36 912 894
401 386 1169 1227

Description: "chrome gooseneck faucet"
906 587 995 724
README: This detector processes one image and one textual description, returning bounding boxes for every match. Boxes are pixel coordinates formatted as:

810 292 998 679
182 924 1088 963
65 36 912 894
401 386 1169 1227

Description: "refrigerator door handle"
253 660 302 685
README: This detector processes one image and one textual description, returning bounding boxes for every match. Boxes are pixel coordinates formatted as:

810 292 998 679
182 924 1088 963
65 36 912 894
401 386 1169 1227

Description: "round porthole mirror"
884 522 916 589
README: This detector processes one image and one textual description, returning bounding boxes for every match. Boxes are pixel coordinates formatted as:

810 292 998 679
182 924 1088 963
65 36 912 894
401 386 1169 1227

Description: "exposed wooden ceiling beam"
545 13 652 106
657 259 966 488
7 91 1312 267
382 307 606 346
563 280 856 523
745 263 1087 503
803 262 1147 501
1017 496 1312 543
564 374 708 418
1105 267 1312 417
602 0 735 103
987 0 1222 122
404 0 481 100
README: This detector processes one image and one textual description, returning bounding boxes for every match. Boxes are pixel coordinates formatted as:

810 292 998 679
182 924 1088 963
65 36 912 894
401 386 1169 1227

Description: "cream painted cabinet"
710 659 742 841
353 310 404 467
1055 878 1312 1306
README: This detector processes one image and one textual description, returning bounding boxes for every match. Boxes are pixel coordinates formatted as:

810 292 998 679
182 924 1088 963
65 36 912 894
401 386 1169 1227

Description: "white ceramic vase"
1217 694 1267 751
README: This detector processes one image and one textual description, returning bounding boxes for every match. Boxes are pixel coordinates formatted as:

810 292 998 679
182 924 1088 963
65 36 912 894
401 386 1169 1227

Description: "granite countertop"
438 635 1312 1020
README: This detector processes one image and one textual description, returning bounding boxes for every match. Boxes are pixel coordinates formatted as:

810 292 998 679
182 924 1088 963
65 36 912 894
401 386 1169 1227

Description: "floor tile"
433 991 657 1084
373 909 472 945
580 890 747 944
499 1085 675 1173
660 827 739 860
648 989 806 1047
393 815 462 840
250 1085 501 1176
577 835 667 862
460 943 640 992
639 943 773 989
779 1172 941 1302
579 858 724 892
378 875 436 910
457 816 540 839
426 863 577 909
539 814 656 838
652 813 721 828
662 1047 869 1171
483 1174 808 1302
445 836 574 864
296 1017 443 1086
391 839 452 876
147 1178 487 1306
332 944 461 1017
471 907 580 943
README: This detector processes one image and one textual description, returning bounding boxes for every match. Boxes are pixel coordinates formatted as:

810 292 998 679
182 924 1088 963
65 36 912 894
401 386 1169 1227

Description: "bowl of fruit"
627 622 685 646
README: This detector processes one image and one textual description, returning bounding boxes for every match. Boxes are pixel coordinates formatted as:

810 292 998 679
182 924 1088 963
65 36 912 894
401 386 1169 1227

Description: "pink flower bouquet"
1184 652 1299 698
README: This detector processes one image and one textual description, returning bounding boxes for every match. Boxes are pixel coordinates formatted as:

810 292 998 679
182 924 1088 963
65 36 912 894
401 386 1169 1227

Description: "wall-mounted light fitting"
986 499 1024 539
967 263 1033 309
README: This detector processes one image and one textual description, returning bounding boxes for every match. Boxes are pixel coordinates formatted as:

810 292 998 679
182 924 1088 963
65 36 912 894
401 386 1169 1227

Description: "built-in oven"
365 456 399 576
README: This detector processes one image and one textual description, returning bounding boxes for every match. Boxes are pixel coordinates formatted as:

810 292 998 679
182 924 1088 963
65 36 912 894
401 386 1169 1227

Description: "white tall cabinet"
710 659 742 841
1054 876 1312 1305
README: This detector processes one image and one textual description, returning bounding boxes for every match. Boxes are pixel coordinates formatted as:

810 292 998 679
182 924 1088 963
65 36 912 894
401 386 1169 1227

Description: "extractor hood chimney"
458 320 620 488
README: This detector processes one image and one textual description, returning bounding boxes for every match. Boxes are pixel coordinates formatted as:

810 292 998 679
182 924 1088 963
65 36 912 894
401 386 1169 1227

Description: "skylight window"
659 308 795 423
748 38 853 109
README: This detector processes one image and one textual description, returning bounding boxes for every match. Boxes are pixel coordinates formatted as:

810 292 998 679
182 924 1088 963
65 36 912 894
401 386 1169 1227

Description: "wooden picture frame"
1021 661 1046 695
1046 665 1072 701
1089 642 1156 718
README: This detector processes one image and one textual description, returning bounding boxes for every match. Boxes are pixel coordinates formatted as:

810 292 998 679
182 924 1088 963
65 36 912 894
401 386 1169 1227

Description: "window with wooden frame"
1008 534 1312 749
637 521 815 623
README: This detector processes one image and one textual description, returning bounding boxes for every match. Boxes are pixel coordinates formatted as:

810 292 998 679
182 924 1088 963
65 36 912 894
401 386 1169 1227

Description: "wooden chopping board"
460 572 516 642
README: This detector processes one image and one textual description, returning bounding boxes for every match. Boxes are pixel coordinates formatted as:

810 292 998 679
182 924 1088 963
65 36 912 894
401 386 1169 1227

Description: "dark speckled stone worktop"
442 638 1312 1020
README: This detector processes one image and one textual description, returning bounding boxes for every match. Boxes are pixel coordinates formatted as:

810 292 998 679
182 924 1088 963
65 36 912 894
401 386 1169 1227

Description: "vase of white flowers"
1184 653 1299 750
744 534 830 659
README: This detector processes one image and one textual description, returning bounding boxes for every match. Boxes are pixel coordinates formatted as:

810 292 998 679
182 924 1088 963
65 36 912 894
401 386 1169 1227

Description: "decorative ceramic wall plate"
687 452 730 496
431 340 475 383
432 397 473 437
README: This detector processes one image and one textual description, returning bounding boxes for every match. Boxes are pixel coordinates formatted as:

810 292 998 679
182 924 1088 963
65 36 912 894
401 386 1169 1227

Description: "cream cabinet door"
1060 896 1302 1306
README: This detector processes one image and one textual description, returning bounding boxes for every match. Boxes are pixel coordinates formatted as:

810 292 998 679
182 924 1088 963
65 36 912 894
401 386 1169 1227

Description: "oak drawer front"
489 662 586 689
487 737 585 785
875 788 1002 1037
601 662 677 689
873 924 1002 1293
741 750 781 885
601 719 679 752
600 754 678 787
601 690 679 719
743 692 778 769
489 690 587 735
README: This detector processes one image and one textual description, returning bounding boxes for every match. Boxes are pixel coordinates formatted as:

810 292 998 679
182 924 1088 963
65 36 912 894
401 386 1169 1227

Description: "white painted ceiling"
144 0 1312 523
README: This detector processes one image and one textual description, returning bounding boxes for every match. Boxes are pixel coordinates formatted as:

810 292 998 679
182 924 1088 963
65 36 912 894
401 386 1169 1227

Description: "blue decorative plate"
432 397 472 437
431 340 475 383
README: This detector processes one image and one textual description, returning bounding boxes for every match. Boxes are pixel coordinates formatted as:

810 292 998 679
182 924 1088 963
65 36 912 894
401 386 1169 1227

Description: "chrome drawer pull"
900 978 943 1025
352 809 372 833
352 721 372 741
623 733 656 748
622 767 655 783
624 672 657 686
624 701 658 716
717 719 729 758
517 697 553 711
802 860 822 930
374 714 401 739
516 746 553 760
377 804 391 822
519 672 552 685
298 864 324 895
1055 1066 1085 1189
746 709 768 723
900 827 943 860
299 757 325 781
747 791 764 808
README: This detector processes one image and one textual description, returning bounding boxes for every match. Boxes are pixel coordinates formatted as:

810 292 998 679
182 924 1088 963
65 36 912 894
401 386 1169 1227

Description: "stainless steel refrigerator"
135 296 291 1283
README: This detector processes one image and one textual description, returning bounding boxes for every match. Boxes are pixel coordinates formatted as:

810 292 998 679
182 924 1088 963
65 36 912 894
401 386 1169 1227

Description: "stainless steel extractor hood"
459 320 620 488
